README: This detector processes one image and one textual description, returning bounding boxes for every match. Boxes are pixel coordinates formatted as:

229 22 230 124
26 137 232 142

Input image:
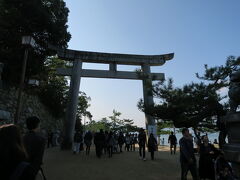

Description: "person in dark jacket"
94 129 105 158
118 132 125 153
147 133 157 160
125 133 131 151
103 131 109 154
106 131 114 157
84 131 93 155
73 130 83 154
168 131 177 154
138 128 147 161
179 128 198 180
0 124 37 180
23 116 46 179
199 135 217 180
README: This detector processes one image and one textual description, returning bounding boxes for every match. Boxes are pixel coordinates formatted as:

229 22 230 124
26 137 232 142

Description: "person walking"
138 128 147 161
125 133 131 151
73 130 83 154
133 133 138 151
179 128 198 180
84 131 93 155
94 129 105 158
23 116 46 180
113 133 119 153
168 131 177 154
106 131 114 157
147 133 157 160
103 131 109 155
118 132 125 153
199 135 217 180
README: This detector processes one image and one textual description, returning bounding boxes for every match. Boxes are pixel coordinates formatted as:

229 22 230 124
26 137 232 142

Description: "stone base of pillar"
223 144 240 177
232 163 240 178
223 112 240 178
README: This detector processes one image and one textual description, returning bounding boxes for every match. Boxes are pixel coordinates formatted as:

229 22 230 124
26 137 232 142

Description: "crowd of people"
72 128 158 161
0 117 238 180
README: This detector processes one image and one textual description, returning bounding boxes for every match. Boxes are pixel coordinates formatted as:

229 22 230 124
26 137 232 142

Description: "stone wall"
0 87 63 129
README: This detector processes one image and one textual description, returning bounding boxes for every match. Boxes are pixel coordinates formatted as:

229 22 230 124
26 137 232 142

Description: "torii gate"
56 48 174 148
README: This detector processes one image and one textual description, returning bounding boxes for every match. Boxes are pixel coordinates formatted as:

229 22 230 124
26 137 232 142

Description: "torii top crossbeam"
57 48 174 66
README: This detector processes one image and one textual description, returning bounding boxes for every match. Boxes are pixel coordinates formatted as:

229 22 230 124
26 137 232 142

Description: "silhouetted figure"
161 138 165 145
138 128 146 161
199 135 217 180
103 131 109 155
118 132 125 152
179 128 198 180
84 131 93 155
148 133 157 160
125 133 131 151
113 133 119 153
168 131 177 154
0 124 38 180
107 131 114 157
94 129 105 158
73 130 83 154
23 116 46 180
133 133 138 151
129 133 134 151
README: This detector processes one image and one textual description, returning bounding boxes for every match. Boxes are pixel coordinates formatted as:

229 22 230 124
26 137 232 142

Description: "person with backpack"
0 124 38 180
138 128 147 161
147 133 158 160
73 130 83 154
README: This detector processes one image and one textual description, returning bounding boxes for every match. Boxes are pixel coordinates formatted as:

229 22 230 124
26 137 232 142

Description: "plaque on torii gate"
55 48 174 149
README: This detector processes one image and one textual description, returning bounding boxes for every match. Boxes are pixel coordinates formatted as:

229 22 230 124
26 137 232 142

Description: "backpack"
74 132 83 142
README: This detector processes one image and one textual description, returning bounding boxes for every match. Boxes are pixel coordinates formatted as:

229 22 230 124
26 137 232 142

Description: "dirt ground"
43 146 194 180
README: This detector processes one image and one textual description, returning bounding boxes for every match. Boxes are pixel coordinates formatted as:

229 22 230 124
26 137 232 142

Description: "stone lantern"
223 70 240 178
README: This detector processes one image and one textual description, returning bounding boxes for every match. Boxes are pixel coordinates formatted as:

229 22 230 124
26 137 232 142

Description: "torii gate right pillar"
142 64 156 135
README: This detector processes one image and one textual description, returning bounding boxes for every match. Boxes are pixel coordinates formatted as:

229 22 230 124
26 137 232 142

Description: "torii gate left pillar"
56 49 174 149
61 59 82 149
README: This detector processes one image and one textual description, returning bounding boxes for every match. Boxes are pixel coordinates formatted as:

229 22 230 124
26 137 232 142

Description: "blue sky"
64 0 240 127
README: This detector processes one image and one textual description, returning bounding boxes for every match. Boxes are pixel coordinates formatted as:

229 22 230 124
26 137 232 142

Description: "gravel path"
43 146 190 180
